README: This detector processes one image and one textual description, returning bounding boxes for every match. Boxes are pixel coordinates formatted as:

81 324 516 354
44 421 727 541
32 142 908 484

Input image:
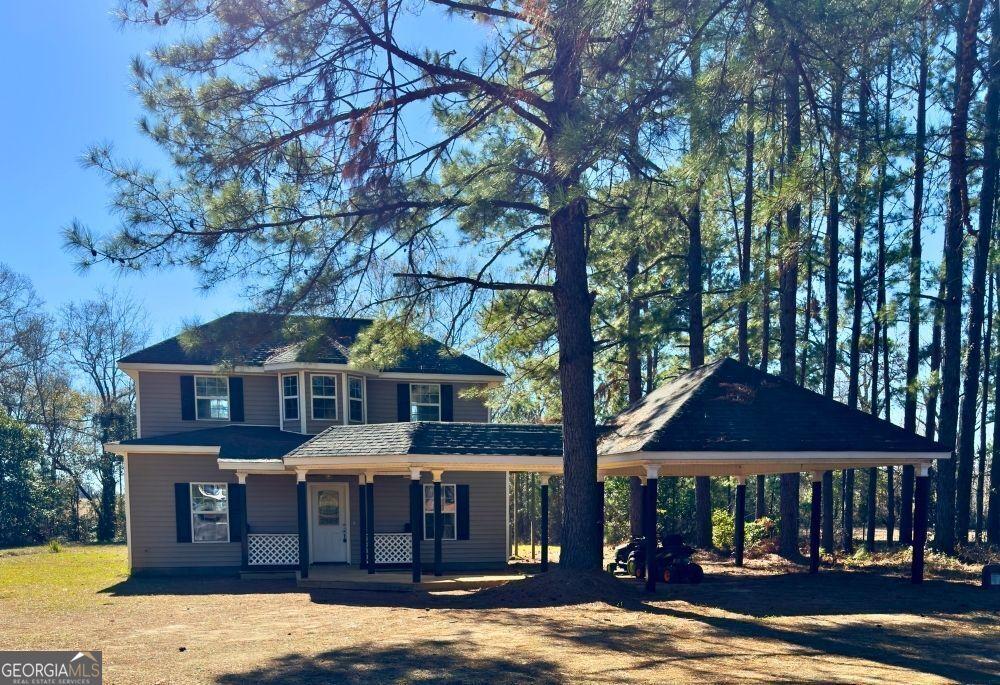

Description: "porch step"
297 571 526 592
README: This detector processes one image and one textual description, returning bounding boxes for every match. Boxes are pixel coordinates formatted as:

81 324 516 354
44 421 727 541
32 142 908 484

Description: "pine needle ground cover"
1 544 997 684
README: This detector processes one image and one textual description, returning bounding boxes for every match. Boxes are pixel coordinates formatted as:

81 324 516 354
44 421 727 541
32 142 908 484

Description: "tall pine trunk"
822 78 843 553
976 270 994 541
989 267 1000 541
778 46 801 558
956 0 1000 545
844 70 869 553
740 87 755 365
938 0 987 554
901 17 929 545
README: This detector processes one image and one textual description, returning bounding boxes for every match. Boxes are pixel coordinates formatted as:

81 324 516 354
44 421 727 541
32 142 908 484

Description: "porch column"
296 471 308 579
236 472 248 570
365 472 375 575
432 470 443 577
912 463 931 584
410 468 422 583
639 477 648 540
644 465 659 593
734 476 746 567
540 475 550 572
357 475 367 569
597 472 606 559
810 471 823 574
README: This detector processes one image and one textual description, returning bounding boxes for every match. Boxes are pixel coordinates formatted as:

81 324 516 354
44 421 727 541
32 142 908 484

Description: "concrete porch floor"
297 565 529 592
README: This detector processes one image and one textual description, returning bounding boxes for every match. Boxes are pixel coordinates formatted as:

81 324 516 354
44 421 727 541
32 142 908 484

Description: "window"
191 482 229 542
317 489 341 526
423 483 456 540
410 383 441 422
195 376 229 420
311 375 338 420
348 376 365 424
281 374 299 421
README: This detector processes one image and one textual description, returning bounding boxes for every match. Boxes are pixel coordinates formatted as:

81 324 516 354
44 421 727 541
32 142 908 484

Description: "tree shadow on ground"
100 575 298 597
214 643 563 685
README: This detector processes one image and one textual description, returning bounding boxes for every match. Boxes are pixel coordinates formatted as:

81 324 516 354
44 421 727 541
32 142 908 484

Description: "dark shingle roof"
119 312 504 377
287 422 564 458
598 358 948 455
118 425 312 459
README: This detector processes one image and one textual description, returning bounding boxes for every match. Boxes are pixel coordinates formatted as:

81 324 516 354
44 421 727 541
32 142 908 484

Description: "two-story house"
108 312 564 582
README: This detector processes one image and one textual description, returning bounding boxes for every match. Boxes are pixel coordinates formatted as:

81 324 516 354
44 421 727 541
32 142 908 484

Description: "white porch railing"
374 532 412 564
247 533 299 566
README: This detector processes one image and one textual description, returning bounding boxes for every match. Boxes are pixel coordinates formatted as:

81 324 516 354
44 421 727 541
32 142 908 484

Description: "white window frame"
311 374 338 421
423 483 457 541
348 375 366 424
281 374 299 422
410 383 441 422
194 375 230 421
190 482 230 543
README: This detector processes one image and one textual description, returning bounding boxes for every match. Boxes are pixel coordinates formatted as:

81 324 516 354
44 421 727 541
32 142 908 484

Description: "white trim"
190 481 231 544
599 450 952 466
194 375 231 421
236 471 248 484
811 471 824 482
298 371 307 434
423 483 457 541
645 464 661 480
310 374 339 422
410 467 422 480
134 378 142 439
296 469 308 483
123 454 133 570
280 373 300 424
409 383 441 422
734 475 746 485
218 459 286 472
119 361 505 384
539 474 551 487
104 444 220 456
347 375 366 425
916 463 932 478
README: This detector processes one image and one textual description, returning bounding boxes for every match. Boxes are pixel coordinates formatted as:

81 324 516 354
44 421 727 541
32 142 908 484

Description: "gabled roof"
117 425 312 459
118 312 504 377
286 422 564 459
598 358 948 455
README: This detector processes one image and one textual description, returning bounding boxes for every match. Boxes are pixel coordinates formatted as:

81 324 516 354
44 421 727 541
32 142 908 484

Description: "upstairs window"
281 374 299 422
423 484 456 540
348 376 365 424
191 482 229 542
410 383 441 422
195 376 229 421
311 375 338 421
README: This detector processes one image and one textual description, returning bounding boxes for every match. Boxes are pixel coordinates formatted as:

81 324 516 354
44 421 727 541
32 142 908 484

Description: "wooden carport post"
734 476 746 567
296 470 309 579
596 472 606 560
540 474 550 572
432 470 444 577
911 463 930 584
810 471 823 574
644 465 660 592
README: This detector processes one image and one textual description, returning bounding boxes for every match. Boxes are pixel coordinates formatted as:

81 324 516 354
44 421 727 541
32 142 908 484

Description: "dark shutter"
227 483 244 542
456 484 470 540
174 483 192 543
180 375 195 421
229 377 245 422
441 384 454 422
397 383 410 422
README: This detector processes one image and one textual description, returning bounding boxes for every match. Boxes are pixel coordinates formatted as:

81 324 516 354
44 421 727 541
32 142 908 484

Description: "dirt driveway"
1 545 997 683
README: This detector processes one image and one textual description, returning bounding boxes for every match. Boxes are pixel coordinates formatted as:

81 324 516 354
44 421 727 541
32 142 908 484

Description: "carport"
596 358 951 591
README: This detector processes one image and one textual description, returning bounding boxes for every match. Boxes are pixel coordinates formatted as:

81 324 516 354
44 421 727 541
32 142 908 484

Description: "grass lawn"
1 544 998 684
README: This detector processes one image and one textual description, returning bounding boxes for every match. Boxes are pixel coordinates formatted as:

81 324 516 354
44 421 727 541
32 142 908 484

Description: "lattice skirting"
248 533 299 566
374 533 412 564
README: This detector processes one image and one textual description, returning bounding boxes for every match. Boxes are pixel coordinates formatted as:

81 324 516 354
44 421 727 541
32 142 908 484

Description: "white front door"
310 483 349 563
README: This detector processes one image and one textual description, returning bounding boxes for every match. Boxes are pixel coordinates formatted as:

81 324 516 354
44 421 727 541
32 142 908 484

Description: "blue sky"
0 2 241 340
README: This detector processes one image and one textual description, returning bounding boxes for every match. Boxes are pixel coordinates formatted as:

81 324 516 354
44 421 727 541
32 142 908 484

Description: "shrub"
712 508 735 552
745 516 778 554
47 539 62 553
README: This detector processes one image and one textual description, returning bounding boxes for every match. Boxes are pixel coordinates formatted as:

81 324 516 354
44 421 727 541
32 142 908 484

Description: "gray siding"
138 371 279 437
126 458 506 571
246 475 298 534
126 454 240 570
366 380 489 424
